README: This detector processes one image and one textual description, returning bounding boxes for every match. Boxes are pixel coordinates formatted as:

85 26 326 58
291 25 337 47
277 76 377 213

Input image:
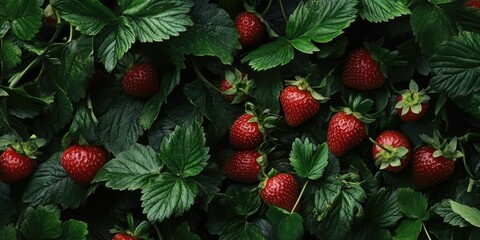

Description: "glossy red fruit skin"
261 173 298 212
229 113 263 150
412 146 455 189
396 95 429 122
342 48 385 90
224 150 262 183
61 145 108 185
122 63 159 98
220 78 249 103
466 0 480 8
112 233 138 240
280 86 320 127
235 11 265 47
327 112 366 156
0 148 36 183
372 130 412 172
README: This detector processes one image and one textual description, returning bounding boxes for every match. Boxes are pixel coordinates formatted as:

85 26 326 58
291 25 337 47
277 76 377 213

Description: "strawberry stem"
369 137 392 154
278 0 288 22
422 223 432 240
290 179 308 214
261 0 274 15
192 60 222 93
153 222 163 240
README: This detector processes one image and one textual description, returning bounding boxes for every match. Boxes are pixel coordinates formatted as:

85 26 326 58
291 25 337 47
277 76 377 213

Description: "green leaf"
0 0 42 40
22 153 91 209
433 199 470 227
120 0 193 42
59 220 88 240
290 38 319 54
19 205 62 240
396 188 429 220
0 39 21 73
289 139 328 180
95 16 136 72
241 37 295 71
221 221 266 240
0 225 17 240
266 207 304 240
68 104 98 144
159 121 209 177
54 0 117 36
394 219 423 240
364 188 402 227
359 0 410 23
429 31 480 97
173 222 201 240
140 67 181 130
141 173 198 222
46 87 74 132
171 0 240 64
286 0 358 43
221 185 261 217
97 94 144 155
2 87 54 119
410 1 459 55
450 200 480 228
94 144 162 191
251 70 283 114
0 182 15 226
184 79 243 136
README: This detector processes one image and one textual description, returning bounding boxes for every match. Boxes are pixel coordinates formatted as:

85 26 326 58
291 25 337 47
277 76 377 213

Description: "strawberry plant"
1 0 480 239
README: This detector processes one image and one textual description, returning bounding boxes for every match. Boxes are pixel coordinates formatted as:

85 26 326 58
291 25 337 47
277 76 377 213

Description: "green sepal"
284 75 329 102
364 39 408 77
333 95 378 123
222 68 255 104
395 80 430 116
6 134 46 159
419 131 463 161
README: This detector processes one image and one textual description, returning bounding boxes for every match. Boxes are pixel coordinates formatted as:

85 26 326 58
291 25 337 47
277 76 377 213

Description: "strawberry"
371 130 412 172
112 233 138 240
327 96 376 156
466 0 480 8
342 48 385 90
43 4 57 24
235 11 265 47
224 150 263 183
395 80 430 122
122 62 159 98
260 173 298 211
412 133 463 189
0 148 36 183
229 113 263 150
280 76 328 127
220 69 254 104
61 145 108 185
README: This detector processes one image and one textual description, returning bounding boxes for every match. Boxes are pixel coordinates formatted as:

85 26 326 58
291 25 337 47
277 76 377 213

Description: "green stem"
67 24 73 42
261 0 274 16
467 178 475 193
460 143 475 180
192 60 222 93
290 179 308 214
153 222 163 240
8 57 42 88
369 137 392 154
278 0 288 22
423 223 432 240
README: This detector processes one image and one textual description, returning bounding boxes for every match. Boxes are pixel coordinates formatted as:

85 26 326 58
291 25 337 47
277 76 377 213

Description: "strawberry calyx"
395 80 430 116
284 75 329 102
364 40 406 78
110 213 150 240
222 68 255 104
115 53 149 77
369 137 408 170
331 95 377 123
419 131 464 161
1 134 46 159
245 102 278 135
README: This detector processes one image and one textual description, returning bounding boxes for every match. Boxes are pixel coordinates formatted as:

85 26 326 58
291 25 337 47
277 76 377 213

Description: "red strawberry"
235 11 265 47
122 63 159 98
395 80 430 122
327 112 366 156
113 233 138 240
61 145 108 185
229 113 263 150
466 0 480 8
280 76 328 127
43 4 57 24
372 130 412 172
0 148 36 183
260 173 298 211
224 150 262 183
342 48 385 90
220 69 253 104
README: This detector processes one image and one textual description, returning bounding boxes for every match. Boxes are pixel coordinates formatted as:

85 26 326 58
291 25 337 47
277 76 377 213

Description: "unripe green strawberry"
260 173 298 212
224 150 262 183
61 145 108 185
122 63 159 98
342 48 385 90
235 11 265 47
0 148 36 183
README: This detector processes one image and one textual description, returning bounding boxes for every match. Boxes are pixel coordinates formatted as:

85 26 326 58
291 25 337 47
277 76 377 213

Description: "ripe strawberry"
260 173 298 211
342 48 385 90
220 69 253 104
0 148 36 183
112 233 138 240
43 4 57 24
372 130 412 172
122 63 159 98
224 150 262 183
61 145 108 185
229 113 263 150
280 76 328 127
412 133 463 189
395 80 430 122
466 0 480 8
235 11 265 47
